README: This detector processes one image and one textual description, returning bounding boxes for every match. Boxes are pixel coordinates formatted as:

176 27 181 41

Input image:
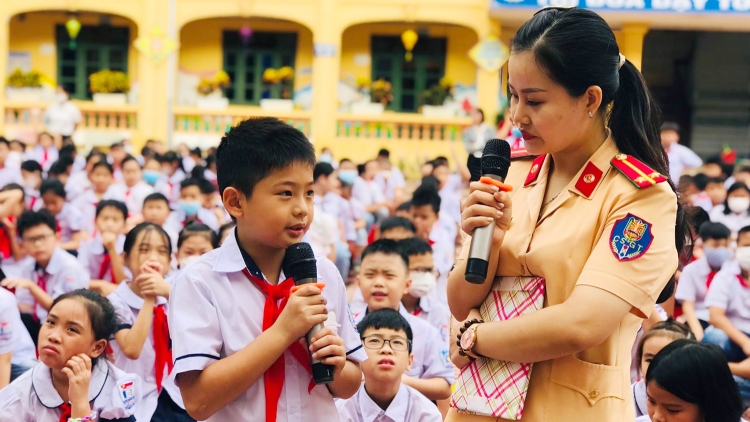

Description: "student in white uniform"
165 178 220 232
169 117 367 422
142 193 178 253
174 223 216 270
105 156 154 217
78 201 128 297
65 151 106 204
0 287 37 388
29 132 58 173
20 161 43 211
710 182 750 236
142 156 165 191
40 179 84 252
159 152 186 206
0 289 142 422
352 240 453 401
0 184 26 264
108 223 193 422
0 137 22 188
72 161 116 237
0 210 89 331
337 309 442 422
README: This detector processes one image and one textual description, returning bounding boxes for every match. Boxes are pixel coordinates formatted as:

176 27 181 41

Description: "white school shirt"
0 163 22 188
77 235 126 283
24 188 43 211
166 170 186 205
165 207 220 232
353 307 453 386
64 171 91 203
54 203 85 243
30 146 59 173
44 101 82 137
632 379 647 417
0 360 141 422
675 256 722 322
429 218 456 304
412 295 450 347
108 282 184 422
438 189 462 228
71 189 107 236
19 247 89 321
336 382 442 422
373 167 406 202
169 229 368 422
0 288 36 364
710 205 750 235
104 181 154 215
666 143 702 182
705 266 750 333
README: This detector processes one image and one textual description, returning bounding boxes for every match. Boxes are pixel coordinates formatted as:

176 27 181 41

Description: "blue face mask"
319 154 333 164
179 201 201 217
511 127 523 138
704 246 732 270
338 169 358 185
142 170 160 186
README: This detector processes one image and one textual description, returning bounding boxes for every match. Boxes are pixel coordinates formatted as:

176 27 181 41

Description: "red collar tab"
524 154 547 187
610 154 667 189
574 162 604 198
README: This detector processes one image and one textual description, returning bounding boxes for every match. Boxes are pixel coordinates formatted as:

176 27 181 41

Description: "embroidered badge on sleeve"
118 381 136 411
610 214 654 262
0 321 11 341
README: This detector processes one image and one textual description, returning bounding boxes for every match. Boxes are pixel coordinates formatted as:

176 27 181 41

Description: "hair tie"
618 53 626 70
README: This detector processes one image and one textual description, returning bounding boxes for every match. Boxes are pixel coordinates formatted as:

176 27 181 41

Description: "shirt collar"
211 228 247 273
32 359 109 408
39 247 65 275
416 295 433 313
359 383 409 422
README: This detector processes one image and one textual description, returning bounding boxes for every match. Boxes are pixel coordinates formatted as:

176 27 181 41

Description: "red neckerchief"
29 196 37 210
153 304 173 392
42 149 49 167
55 220 61 235
33 269 48 322
98 253 114 282
241 269 314 422
58 402 71 422
738 274 750 289
413 307 423 317
183 217 202 227
0 216 15 259
707 271 718 290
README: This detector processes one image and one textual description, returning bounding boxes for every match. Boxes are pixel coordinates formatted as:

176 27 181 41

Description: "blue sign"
493 0 750 12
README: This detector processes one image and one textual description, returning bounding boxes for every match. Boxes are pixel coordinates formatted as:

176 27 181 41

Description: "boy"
105 155 154 216
380 217 416 241
169 117 366 422
40 178 83 252
109 141 127 181
142 193 178 251
20 161 43 211
354 239 452 401
165 178 219 232
395 201 412 220
0 210 88 337
676 222 733 340
313 162 351 278
78 200 128 296
336 309 442 422
705 177 727 209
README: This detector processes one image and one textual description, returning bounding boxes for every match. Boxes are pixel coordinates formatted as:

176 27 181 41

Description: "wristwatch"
460 322 482 359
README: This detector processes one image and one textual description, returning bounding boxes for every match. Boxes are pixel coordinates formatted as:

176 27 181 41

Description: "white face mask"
408 271 437 298
737 247 750 272
55 93 68 104
178 255 201 269
728 197 750 214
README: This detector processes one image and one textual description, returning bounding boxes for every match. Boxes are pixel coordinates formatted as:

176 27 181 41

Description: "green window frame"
371 35 447 112
56 25 129 100
222 31 297 105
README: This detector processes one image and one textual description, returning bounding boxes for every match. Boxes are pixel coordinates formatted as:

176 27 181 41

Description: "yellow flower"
278 66 294 81
214 70 231 87
263 68 280 84
440 77 453 89
356 76 371 88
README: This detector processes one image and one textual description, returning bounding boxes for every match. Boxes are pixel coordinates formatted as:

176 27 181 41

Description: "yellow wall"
179 18 314 90
340 23 478 87
8 12 138 85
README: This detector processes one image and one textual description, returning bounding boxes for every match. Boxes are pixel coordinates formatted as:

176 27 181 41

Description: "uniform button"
531 164 539 173
590 390 600 399
583 174 595 183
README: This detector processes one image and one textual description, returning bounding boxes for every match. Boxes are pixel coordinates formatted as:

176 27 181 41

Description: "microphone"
464 139 512 284
283 243 335 384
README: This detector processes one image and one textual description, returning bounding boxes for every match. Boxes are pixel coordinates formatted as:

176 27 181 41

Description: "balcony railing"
173 106 312 138
3 100 138 133
336 113 472 142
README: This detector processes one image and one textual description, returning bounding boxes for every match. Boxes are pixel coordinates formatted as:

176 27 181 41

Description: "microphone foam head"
481 139 511 179
282 243 318 282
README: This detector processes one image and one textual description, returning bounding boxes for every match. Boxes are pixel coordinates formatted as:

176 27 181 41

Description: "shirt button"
287 358 294 366
590 390 600 399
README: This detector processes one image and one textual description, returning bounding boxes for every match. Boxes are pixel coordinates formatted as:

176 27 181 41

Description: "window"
222 31 297 105
371 36 447 112
56 25 129 100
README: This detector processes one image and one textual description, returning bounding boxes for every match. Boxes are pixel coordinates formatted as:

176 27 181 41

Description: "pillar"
310 0 341 145
0 14 9 136
476 19 501 125
620 24 649 71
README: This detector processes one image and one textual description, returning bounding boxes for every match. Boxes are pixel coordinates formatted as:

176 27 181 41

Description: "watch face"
460 329 474 350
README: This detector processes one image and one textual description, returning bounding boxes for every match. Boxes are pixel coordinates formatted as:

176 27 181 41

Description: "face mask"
178 201 201 217
408 271 437 298
338 169 358 185
511 127 522 138
737 247 750 272
178 255 201 269
142 170 161 186
727 197 750 214
55 93 68 104
319 154 332 164
705 246 732 269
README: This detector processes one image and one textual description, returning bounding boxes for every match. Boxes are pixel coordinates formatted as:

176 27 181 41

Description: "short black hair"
705 177 725 187
361 239 409 270
685 206 710 235
411 184 441 214
123 222 173 257
314 162 334 182
705 157 735 179
59 144 77 158
216 117 316 198
48 158 72 176
17 209 56 237
40 178 66 199
96 200 128 220
0 137 9 147
737 166 750 174
698 222 731 242
110 142 123 150
180 178 201 192
692 173 708 191
397 237 433 257
379 217 415 236
21 160 42 173
178 222 218 249
357 308 413 353
739 225 750 240
92 160 114 175
196 177 216 195
660 121 680 133
121 155 140 169
143 192 169 208
357 163 366 176
378 149 390 159
396 201 411 212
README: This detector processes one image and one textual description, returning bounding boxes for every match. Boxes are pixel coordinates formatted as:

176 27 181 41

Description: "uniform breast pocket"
547 355 628 421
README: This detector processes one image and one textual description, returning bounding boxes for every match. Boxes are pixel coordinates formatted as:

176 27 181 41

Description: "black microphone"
464 139 512 284
283 243 335 384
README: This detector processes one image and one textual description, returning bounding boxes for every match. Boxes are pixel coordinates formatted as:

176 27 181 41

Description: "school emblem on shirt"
0 321 11 340
119 381 136 410
610 214 654 262
346 304 359 334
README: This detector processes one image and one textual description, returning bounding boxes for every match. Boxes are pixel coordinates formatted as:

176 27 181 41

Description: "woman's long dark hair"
646 340 743 422
512 8 688 301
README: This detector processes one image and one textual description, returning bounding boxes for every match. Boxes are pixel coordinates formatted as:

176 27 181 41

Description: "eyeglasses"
22 233 54 245
361 336 411 352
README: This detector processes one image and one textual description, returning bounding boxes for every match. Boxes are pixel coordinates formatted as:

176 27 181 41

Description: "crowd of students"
0 115 747 422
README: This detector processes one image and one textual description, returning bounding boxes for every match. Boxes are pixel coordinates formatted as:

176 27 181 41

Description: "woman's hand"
450 309 483 370
460 182 513 244
62 354 93 418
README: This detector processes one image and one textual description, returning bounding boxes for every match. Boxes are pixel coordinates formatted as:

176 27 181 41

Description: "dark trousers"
20 313 40 347
151 390 195 422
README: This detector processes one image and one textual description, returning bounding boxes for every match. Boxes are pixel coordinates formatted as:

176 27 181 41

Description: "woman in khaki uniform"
446 8 687 422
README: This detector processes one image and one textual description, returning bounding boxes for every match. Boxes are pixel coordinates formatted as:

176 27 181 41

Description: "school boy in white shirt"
105 155 154 216
169 117 366 422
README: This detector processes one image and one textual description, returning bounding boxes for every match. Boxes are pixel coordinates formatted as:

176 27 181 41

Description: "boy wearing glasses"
337 309 442 422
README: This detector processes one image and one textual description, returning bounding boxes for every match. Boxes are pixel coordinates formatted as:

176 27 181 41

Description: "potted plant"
6 69 46 102
260 66 295 111
89 70 130 105
420 77 456 117
350 76 385 115
196 71 231 110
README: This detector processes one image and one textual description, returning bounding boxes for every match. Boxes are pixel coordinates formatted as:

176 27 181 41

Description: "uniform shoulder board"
510 148 535 160
610 154 667 189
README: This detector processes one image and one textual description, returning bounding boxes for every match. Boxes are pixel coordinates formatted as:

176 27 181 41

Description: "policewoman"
446 8 686 422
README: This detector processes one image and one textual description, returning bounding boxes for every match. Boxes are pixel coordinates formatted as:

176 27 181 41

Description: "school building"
0 0 748 173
